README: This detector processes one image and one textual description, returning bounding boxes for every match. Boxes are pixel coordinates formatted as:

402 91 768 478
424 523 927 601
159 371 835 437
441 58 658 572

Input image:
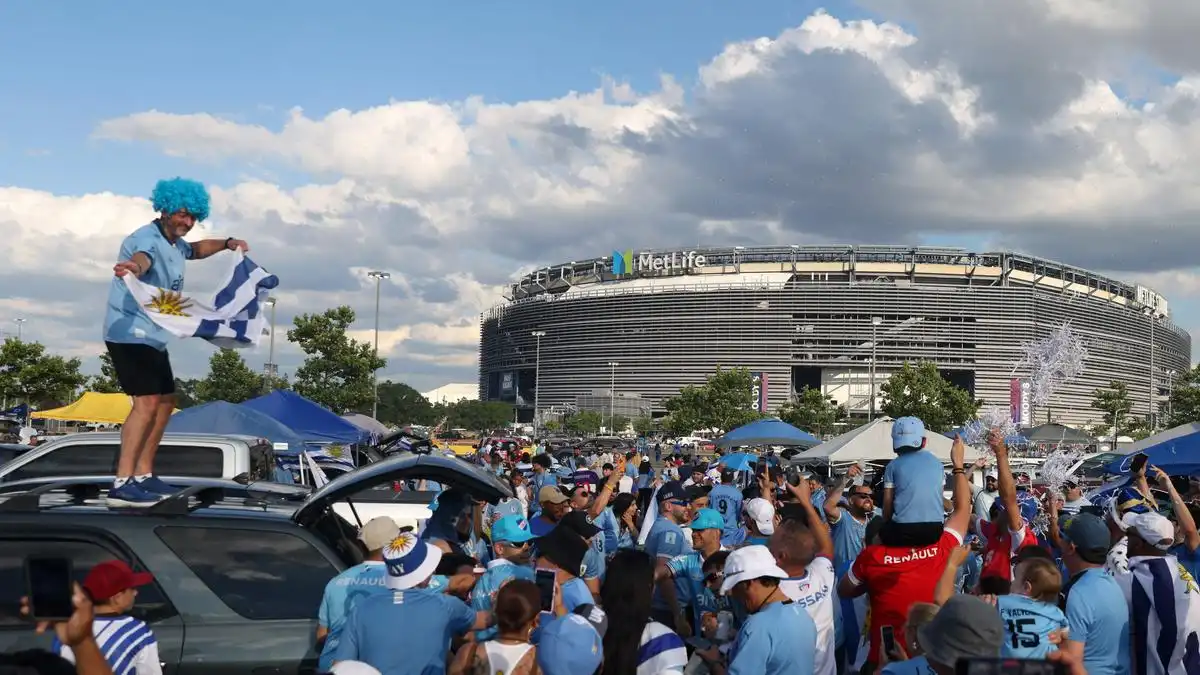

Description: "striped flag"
122 251 279 349
1123 555 1200 675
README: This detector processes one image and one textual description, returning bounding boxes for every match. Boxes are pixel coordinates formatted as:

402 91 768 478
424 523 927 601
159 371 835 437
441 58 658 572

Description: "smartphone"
955 658 1066 675
25 557 74 621
534 569 557 613
880 625 897 657
1131 453 1148 474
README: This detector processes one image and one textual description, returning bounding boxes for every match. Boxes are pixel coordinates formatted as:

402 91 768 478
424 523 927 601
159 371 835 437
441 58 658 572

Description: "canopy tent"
791 417 980 465
166 401 306 455
1104 422 1200 476
715 418 820 450
1022 423 1094 444
341 413 390 439
30 392 132 425
242 390 368 444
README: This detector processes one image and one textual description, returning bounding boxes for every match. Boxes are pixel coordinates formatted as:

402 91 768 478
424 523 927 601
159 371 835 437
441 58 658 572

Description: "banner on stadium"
750 372 769 413
1010 378 1031 426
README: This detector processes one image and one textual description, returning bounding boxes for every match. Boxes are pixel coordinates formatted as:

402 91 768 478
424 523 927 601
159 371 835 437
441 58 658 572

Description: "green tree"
288 306 386 414
1165 365 1200 428
0 339 86 407
542 419 562 433
609 414 630 434
662 367 764 436
565 410 604 435
632 416 656 436
1092 380 1135 441
195 349 262 404
376 381 434 425
174 378 200 408
879 362 979 432
442 400 516 432
87 353 122 393
778 387 847 437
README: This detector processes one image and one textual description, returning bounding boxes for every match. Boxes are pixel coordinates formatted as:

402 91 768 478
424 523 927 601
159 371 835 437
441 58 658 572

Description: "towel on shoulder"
122 251 278 349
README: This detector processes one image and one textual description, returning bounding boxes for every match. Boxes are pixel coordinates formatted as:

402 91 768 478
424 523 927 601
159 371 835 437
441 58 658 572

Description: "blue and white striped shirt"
56 615 160 675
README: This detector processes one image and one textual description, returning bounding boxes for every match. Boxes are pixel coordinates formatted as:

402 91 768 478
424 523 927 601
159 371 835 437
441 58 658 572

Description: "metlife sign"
612 249 708 275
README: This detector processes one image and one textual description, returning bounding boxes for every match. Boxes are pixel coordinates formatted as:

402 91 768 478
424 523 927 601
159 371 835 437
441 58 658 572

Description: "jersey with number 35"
997 594 1067 659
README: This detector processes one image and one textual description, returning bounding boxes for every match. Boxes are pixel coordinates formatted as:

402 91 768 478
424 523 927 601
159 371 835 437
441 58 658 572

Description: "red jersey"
979 519 1037 583
847 528 963 664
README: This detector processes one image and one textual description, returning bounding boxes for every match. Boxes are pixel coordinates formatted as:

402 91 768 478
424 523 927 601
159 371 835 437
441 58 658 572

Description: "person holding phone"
16 581 116 675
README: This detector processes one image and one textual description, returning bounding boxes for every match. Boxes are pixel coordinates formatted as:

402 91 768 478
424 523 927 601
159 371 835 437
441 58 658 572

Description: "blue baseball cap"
492 515 535 544
537 604 608 675
892 417 926 450
691 508 725 531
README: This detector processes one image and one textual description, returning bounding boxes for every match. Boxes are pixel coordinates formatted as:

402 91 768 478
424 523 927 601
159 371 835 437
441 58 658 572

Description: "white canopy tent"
790 417 982 466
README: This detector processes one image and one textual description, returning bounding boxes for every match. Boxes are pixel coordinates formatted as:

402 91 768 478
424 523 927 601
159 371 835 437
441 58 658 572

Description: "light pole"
607 361 619 433
13 318 26 341
263 297 277 392
367 271 391 419
1167 369 1176 426
532 330 546 436
869 317 883 419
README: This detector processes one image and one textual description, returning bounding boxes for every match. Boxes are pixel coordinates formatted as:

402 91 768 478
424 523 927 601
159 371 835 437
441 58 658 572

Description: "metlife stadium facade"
479 246 1191 428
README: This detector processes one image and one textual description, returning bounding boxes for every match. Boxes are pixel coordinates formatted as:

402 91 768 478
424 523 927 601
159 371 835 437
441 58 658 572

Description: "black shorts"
879 520 944 547
105 341 176 397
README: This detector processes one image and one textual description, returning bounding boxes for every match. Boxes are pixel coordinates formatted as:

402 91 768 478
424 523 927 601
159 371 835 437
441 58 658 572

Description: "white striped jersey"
55 615 161 675
1118 554 1200 675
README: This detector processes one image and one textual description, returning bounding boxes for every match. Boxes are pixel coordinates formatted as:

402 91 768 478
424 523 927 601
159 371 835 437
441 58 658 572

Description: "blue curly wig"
151 177 210 222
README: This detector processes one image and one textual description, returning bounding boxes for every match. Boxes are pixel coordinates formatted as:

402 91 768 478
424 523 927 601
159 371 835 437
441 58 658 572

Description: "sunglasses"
669 500 690 507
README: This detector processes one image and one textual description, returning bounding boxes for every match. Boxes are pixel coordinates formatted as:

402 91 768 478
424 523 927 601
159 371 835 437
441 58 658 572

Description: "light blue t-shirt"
316 562 390 671
829 511 869 576
1065 568 1131 675
881 655 933 675
668 550 718 626
595 507 620 555
471 560 536 641
104 223 193 349
727 600 818 675
582 544 605 581
333 587 475 675
998 594 1067 659
709 484 745 545
883 450 946 524
647 516 693 610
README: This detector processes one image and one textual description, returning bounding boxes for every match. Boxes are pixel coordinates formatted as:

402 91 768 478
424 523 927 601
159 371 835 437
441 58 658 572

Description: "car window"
156 526 339 620
7 443 118 481
0 537 175 626
153 445 223 478
247 441 278 482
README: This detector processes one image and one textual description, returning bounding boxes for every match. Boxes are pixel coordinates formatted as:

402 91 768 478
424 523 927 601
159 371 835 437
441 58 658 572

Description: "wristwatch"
224 237 236 250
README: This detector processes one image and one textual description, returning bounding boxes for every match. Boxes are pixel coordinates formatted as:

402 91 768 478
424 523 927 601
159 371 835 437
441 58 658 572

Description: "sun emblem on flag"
327 445 344 458
144 289 193 317
389 533 414 551
1180 564 1199 594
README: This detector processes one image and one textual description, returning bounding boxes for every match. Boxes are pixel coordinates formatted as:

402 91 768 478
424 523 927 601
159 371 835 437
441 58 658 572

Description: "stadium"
479 246 1192 429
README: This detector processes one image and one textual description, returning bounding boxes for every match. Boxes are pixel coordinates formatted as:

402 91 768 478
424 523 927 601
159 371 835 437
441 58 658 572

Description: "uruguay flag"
123 252 278 349
1123 555 1200 675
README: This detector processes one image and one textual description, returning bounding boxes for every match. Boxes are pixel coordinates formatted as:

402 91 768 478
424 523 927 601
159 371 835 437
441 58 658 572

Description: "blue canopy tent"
715 418 820 450
167 401 307 455
1104 423 1200 476
242 390 368 444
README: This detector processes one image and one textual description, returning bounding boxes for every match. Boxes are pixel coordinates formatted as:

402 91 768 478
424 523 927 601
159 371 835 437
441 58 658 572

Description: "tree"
0 339 86 407
1165 365 1200 428
174 378 200 408
564 410 604 435
632 416 656 436
195 349 262 404
879 362 979 432
610 414 630 434
87 353 122 393
437 400 515 432
376 381 434 425
1092 380 1135 441
542 419 562 433
662 367 764 436
778 387 847 437
288 306 386 414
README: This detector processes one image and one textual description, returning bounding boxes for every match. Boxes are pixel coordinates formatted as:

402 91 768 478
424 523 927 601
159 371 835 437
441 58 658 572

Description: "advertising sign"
1010 378 1031 426
750 372 769 413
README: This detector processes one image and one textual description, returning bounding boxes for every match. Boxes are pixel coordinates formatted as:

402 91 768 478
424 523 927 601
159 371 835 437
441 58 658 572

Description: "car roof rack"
146 485 229 515
0 480 102 512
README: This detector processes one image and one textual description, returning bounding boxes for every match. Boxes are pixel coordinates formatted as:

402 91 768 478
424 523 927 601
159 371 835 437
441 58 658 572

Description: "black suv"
0 454 510 675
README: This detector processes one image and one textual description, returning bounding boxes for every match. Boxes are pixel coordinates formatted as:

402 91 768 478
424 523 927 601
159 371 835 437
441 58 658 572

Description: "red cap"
83 560 153 602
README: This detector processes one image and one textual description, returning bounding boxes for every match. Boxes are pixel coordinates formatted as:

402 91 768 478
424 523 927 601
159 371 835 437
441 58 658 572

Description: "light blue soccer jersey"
998 594 1068 659
595 506 620 555
1065 568 1131 675
668 550 715 626
829 511 869 575
471 560 536 641
727 600 818 675
883 450 947 523
647 516 693 610
333 587 475 675
316 561 390 672
104 223 193 349
708 484 744 545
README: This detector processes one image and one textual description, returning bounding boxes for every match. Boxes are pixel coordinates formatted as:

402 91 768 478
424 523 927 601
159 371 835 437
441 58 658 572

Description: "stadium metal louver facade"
479 246 1191 429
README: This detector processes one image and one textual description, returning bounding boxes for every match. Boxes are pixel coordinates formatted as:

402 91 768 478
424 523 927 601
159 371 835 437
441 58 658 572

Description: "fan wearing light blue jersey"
998 558 1068 659
315 517 395 672
471 514 537 641
709 471 745 547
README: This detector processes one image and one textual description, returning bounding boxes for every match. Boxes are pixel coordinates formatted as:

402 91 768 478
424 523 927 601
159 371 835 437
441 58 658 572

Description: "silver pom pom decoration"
1012 324 1088 408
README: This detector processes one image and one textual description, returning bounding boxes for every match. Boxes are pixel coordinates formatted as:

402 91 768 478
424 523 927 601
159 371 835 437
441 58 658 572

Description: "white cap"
358 516 401 551
744 497 776 535
1127 512 1175 550
719 545 788 595
330 661 383 675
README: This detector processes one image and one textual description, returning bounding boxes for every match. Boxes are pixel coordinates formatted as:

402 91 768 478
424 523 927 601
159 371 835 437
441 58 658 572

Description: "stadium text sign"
612 249 708 275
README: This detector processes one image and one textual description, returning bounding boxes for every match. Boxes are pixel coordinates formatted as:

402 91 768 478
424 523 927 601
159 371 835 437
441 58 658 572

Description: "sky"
3 0 1200 393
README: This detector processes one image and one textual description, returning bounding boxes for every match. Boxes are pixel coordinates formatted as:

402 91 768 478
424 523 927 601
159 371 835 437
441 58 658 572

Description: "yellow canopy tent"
31 392 132 425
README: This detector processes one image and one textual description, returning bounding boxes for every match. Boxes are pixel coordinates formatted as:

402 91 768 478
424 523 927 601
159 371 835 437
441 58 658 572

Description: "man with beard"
471 515 537 642
648 482 696 629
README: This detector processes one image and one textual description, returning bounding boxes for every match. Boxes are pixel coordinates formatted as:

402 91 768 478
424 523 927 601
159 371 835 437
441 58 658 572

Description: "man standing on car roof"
104 177 248 508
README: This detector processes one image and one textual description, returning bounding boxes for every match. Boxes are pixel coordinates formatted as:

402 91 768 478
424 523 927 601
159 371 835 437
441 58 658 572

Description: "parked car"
0 444 31 466
0 453 512 673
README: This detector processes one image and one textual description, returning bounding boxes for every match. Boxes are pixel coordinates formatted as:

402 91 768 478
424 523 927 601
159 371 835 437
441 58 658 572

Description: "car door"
0 527 184 674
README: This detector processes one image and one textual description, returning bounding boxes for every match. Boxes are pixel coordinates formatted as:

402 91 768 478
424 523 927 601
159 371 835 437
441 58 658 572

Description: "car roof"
36 432 266 445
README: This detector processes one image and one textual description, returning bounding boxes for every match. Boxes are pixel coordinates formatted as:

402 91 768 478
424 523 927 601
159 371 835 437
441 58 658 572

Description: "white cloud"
7 3 1200 386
